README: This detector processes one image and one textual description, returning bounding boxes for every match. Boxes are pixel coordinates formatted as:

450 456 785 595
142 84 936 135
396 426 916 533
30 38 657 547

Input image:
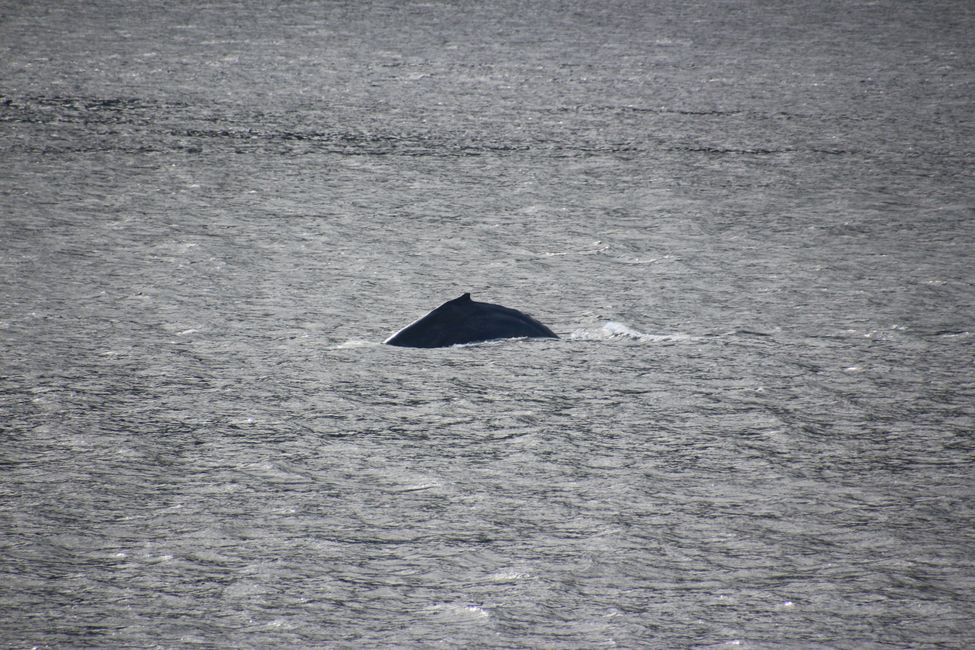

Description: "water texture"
2 1 974 648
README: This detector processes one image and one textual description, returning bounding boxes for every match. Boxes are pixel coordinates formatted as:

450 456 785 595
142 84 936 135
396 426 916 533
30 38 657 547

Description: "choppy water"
2 1 974 648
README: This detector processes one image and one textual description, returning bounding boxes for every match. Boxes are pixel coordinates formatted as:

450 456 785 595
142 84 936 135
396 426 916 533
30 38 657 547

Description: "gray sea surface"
2 1 974 648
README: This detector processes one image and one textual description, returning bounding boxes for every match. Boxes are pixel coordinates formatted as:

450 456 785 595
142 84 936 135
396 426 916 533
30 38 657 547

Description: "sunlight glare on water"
1 0 974 648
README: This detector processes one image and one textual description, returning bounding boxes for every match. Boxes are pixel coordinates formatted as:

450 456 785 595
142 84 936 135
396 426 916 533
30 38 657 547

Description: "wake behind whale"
384 293 558 348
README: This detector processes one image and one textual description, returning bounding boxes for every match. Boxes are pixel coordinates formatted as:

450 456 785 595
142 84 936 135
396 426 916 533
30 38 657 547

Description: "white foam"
568 321 695 343
333 339 381 349
427 602 491 620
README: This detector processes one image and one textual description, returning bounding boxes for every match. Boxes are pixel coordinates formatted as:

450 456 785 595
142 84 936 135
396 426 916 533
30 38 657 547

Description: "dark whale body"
384 293 558 348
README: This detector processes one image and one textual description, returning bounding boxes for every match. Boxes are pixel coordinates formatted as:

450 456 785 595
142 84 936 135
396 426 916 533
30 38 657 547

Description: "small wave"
427 603 490 620
394 482 442 493
934 330 971 338
567 321 695 343
543 242 610 257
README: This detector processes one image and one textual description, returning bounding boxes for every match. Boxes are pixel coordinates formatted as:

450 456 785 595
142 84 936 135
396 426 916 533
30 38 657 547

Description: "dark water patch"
0 94 188 124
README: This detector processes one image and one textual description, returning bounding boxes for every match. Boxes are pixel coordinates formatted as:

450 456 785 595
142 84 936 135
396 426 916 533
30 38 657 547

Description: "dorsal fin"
438 293 472 310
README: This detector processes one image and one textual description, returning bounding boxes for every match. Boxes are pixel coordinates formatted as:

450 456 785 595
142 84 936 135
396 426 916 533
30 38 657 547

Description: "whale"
384 293 558 348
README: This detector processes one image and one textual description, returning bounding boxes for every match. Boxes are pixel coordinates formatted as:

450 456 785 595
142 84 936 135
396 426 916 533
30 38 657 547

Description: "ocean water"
2 1 974 647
